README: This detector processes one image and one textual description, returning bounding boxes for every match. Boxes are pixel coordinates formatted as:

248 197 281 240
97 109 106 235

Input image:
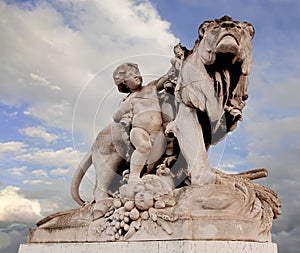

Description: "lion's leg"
91 123 126 202
174 103 214 185
92 151 123 202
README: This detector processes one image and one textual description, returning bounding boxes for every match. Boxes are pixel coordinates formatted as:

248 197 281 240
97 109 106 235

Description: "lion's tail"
71 151 92 206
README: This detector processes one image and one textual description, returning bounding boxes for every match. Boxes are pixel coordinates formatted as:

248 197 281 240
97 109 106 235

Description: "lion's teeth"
232 55 238 64
223 69 230 84
241 58 251 75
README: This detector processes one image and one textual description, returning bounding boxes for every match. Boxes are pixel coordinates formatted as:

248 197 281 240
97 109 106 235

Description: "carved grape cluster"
102 177 177 241
104 196 162 240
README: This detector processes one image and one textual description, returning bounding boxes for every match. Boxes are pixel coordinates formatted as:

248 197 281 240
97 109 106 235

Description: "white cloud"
217 163 237 174
29 72 61 91
0 141 26 153
8 166 27 176
23 180 52 185
15 147 84 171
0 186 42 223
50 168 69 175
32 169 48 177
20 126 59 142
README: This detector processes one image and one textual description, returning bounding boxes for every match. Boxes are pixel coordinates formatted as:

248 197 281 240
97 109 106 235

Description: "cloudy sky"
0 0 299 252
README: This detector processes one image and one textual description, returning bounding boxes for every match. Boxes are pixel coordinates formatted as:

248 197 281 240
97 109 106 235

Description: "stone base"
28 216 271 243
33 183 279 243
19 240 278 253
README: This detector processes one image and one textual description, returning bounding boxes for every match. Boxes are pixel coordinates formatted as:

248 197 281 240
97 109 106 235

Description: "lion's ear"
243 22 255 39
198 21 212 39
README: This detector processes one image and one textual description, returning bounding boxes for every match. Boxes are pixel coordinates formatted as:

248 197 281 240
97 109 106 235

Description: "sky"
0 0 299 252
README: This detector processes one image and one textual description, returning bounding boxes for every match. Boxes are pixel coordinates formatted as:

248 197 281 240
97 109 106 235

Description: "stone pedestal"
19 240 278 253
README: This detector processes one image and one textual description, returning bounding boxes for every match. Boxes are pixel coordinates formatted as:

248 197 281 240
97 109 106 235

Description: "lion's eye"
237 25 241 29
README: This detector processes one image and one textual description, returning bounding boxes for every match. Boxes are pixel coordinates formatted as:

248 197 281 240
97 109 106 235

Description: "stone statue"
112 62 166 184
70 63 172 206
166 15 255 185
26 16 281 245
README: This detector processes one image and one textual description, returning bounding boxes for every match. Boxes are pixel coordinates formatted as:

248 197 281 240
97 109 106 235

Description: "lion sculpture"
31 16 281 244
71 16 255 206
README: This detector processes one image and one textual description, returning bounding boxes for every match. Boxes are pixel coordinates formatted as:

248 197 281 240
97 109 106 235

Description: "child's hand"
120 113 132 127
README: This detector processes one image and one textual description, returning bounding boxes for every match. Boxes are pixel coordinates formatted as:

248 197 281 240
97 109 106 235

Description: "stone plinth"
19 240 278 253
28 217 271 243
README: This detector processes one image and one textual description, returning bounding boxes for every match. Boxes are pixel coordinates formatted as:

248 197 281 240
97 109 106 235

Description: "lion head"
179 16 255 146
197 15 254 75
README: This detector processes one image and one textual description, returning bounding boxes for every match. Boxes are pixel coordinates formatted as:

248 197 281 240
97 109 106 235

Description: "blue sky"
0 0 299 252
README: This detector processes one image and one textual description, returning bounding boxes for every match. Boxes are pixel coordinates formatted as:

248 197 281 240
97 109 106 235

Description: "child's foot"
128 174 143 184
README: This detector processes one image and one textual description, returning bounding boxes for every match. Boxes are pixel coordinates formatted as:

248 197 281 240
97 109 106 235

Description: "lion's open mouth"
202 51 246 142
205 52 242 101
216 34 239 54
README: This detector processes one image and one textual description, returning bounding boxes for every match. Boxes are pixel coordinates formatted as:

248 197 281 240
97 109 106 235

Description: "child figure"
167 43 189 85
113 63 166 183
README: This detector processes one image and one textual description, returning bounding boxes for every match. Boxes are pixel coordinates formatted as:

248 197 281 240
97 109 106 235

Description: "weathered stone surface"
19 241 278 253
22 16 281 249
28 218 271 243
70 15 257 206
29 172 280 243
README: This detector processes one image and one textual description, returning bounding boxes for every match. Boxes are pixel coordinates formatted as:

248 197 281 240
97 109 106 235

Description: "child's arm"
150 58 183 91
146 76 169 92
113 99 132 123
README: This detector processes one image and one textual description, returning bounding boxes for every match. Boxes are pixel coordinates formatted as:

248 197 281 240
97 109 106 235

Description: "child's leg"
146 131 166 173
129 127 152 182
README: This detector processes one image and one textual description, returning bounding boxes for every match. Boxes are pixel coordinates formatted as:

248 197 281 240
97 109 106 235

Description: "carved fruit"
124 224 130 231
120 221 125 228
135 191 154 211
148 207 157 221
154 200 166 209
124 225 136 240
141 211 149 220
129 208 140 220
113 199 122 208
124 200 135 211
118 229 122 235
115 221 120 230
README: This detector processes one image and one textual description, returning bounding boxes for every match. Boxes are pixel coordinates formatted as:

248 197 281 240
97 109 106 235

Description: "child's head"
113 63 143 93
173 43 189 59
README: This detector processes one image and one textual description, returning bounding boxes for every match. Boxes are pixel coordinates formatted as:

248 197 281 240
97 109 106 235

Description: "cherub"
113 63 166 183
165 43 189 87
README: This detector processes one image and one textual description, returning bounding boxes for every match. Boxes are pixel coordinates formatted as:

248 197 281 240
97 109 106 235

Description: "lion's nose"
220 21 236 29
